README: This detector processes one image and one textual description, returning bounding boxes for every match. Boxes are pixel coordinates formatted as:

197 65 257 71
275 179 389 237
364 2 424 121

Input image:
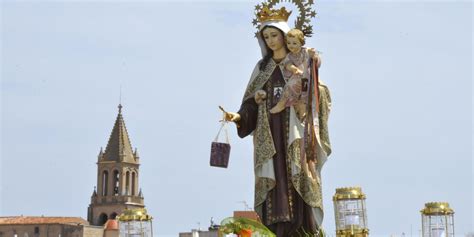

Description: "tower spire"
102 104 134 163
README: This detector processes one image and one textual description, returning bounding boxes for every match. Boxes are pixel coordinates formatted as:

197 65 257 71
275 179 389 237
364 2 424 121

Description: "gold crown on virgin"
256 5 292 23
252 0 317 37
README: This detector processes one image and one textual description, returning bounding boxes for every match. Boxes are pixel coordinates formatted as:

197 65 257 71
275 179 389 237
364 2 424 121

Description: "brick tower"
87 104 145 226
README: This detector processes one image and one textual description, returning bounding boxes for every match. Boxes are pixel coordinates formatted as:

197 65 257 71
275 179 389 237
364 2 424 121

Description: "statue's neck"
272 48 287 62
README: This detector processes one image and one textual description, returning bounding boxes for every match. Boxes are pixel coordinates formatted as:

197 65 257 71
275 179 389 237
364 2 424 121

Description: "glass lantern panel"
141 221 152 237
335 199 367 230
360 199 368 228
423 215 449 237
446 214 455 237
119 221 153 237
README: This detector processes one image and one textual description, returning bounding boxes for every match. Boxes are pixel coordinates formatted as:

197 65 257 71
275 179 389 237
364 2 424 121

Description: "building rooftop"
0 216 89 225
233 211 260 222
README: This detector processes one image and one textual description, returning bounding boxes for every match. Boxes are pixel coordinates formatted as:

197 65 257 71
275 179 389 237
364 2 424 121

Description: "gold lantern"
421 202 454 237
333 187 369 237
117 208 154 237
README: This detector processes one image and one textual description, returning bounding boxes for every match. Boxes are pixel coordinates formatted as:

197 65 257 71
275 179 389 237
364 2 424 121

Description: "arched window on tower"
113 170 120 196
131 172 136 196
98 213 108 226
102 171 109 196
125 171 130 195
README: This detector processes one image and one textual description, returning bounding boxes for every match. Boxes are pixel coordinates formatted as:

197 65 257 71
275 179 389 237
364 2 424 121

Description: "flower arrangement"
218 217 275 237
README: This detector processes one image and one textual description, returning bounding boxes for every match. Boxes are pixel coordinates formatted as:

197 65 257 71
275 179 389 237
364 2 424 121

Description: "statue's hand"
224 112 241 122
219 106 241 125
254 90 267 105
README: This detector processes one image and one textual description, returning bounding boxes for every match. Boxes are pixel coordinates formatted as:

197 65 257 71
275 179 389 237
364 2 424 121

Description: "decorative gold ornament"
117 208 153 222
333 187 366 201
253 0 317 37
336 228 369 237
256 5 292 23
421 202 455 215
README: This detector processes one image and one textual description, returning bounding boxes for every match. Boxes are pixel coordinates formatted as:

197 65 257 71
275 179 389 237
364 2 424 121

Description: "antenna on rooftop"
237 201 251 211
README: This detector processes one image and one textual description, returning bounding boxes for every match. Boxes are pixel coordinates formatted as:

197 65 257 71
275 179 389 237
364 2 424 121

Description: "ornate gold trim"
117 208 153 222
333 187 366 201
421 202 454 215
256 5 291 23
336 227 369 237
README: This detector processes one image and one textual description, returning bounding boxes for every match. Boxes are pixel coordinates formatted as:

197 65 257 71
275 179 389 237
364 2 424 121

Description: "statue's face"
262 27 284 52
286 36 302 54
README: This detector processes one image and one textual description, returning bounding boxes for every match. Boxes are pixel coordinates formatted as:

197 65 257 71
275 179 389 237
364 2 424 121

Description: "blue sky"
1 1 472 237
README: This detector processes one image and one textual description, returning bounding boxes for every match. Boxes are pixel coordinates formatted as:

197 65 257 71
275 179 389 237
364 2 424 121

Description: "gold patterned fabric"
318 82 332 156
253 105 276 172
243 60 277 102
243 60 279 208
288 139 323 209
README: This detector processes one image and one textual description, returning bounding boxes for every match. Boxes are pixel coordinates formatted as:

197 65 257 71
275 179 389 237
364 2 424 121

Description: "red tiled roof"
0 216 88 225
233 211 261 222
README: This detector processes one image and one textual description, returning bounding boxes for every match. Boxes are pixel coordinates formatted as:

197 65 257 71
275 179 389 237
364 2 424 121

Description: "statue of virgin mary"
224 5 332 237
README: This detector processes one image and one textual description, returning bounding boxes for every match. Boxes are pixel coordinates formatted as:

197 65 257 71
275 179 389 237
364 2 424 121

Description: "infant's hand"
254 90 267 105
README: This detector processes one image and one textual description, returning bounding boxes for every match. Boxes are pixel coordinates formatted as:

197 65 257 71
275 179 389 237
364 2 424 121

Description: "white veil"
256 21 291 57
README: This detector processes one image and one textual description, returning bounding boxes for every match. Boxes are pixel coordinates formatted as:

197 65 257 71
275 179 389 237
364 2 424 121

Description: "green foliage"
218 217 276 237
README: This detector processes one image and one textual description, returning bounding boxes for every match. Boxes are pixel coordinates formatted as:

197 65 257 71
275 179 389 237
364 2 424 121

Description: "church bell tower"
88 104 145 226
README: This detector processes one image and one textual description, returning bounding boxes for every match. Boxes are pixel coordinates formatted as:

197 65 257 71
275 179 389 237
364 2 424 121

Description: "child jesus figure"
270 29 317 119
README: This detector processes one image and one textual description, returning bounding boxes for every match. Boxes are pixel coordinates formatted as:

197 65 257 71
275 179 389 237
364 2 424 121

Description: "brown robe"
237 68 318 237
